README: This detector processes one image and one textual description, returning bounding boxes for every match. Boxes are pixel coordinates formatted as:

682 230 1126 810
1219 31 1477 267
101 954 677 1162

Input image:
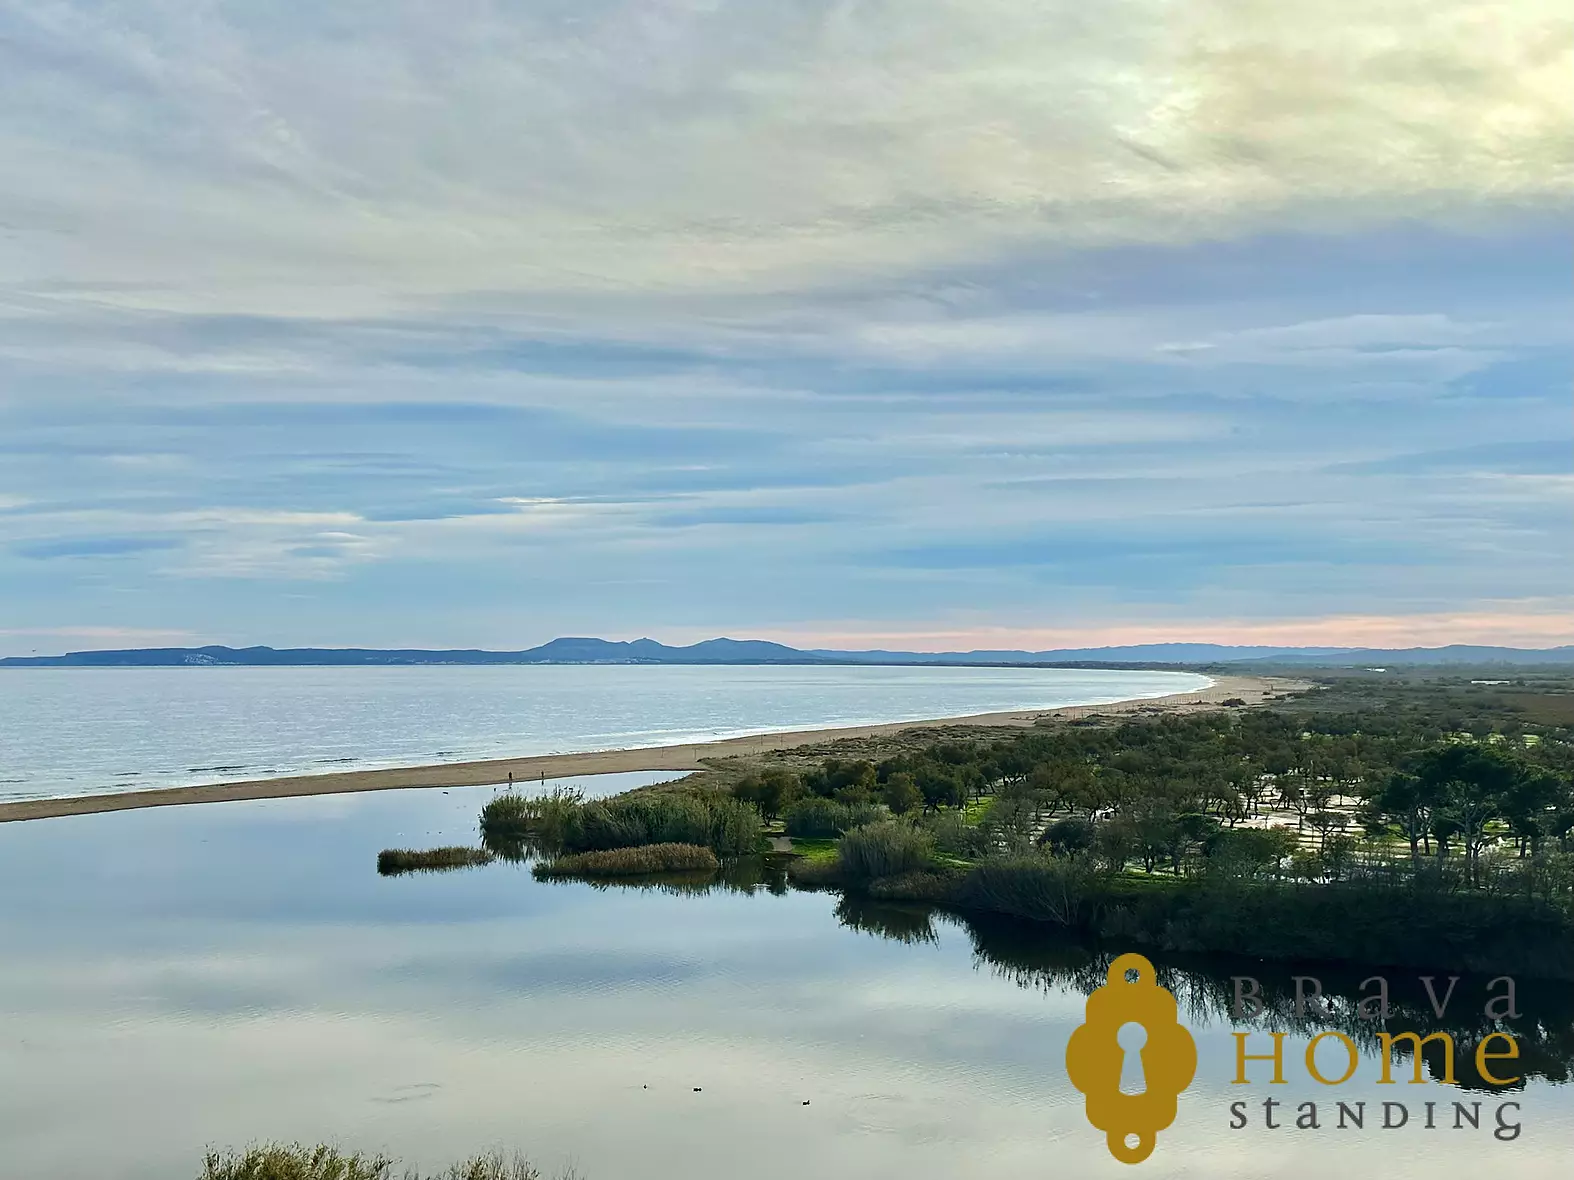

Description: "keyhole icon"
1066 953 1197 1164
1116 1022 1148 1095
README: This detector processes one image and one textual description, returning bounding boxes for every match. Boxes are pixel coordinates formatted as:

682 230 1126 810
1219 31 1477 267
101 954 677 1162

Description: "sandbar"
0 674 1305 823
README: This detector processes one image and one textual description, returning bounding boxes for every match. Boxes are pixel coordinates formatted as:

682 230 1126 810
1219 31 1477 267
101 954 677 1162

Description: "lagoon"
2 778 1572 1179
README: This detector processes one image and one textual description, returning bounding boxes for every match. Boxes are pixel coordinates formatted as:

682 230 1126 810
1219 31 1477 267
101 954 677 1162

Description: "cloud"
13 535 182 560
0 1 1569 647
0 0 1569 321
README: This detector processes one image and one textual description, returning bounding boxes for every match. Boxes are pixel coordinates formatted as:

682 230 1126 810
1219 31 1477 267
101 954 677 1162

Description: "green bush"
955 854 1101 929
707 796 766 855
838 820 933 881
731 768 801 820
533 843 720 877
783 797 877 838
866 868 960 903
919 809 991 858
1039 817 1094 857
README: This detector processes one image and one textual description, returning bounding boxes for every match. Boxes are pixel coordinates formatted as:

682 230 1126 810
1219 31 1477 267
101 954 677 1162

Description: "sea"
0 663 1210 802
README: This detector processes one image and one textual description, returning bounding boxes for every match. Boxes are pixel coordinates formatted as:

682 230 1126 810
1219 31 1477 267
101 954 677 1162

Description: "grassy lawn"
788 837 839 862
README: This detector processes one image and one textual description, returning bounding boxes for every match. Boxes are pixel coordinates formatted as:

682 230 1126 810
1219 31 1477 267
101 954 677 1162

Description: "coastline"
0 673 1303 823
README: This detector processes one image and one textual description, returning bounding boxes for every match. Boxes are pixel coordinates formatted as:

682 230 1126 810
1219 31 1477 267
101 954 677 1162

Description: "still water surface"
0 664 1209 801
2 778 1572 1179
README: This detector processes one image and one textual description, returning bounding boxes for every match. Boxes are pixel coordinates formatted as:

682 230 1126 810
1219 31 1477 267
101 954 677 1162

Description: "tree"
1130 802 1180 874
1319 833 1358 882
881 771 922 816
915 763 964 811
1041 816 1094 858
1500 769 1563 857
1094 816 1138 874
1417 744 1526 885
1307 809 1349 850
1366 770 1437 864
731 768 801 822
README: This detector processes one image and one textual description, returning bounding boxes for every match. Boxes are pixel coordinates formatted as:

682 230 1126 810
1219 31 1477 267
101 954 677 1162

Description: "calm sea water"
0 664 1209 802
1 781 1570 1179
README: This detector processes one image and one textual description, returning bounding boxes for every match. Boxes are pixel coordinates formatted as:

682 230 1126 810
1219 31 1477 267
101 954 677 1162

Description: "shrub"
1039 817 1094 857
533 843 719 877
866 868 961 903
919 809 991 858
786 857 845 888
784 797 877 838
377 847 493 875
955 854 1100 929
838 820 934 881
707 796 766 855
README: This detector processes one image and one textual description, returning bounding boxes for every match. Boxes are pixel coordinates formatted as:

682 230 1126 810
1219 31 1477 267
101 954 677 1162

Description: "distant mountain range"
4 638 1573 668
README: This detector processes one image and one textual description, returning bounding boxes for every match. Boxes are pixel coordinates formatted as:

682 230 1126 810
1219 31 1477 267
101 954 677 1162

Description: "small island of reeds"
376 846 494 875
481 786 762 861
533 842 720 878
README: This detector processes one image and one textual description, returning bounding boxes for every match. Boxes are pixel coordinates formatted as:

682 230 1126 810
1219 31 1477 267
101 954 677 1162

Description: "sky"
1 0 1571 656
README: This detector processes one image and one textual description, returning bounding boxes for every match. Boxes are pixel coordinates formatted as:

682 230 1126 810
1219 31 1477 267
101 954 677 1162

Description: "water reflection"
584 874 1574 1093
3 781 1573 1180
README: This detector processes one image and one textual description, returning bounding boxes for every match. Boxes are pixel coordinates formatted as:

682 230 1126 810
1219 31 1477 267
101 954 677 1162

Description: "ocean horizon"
0 663 1210 804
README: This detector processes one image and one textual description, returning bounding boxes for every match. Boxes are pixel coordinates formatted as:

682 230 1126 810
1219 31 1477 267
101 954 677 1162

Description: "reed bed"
482 789 761 857
532 842 720 878
836 820 934 881
376 847 494 875
199 1144 573 1180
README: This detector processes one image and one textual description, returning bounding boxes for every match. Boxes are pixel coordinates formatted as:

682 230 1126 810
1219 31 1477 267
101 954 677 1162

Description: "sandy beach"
0 673 1305 823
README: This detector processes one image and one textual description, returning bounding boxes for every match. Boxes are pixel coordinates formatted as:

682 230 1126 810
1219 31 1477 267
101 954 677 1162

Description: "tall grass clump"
200 1143 396 1180
533 843 719 878
783 797 878 839
558 793 763 856
953 854 1101 929
707 796 765 855
198 1144 573 1180
377 847 493 875
480 786 584 847
480 786 760 858
567 793 711 850
837 821 933 881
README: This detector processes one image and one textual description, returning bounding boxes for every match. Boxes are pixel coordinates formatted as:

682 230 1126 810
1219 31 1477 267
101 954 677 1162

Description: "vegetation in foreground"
532 842 719 877
377 847 494 875
200 1143 575 1180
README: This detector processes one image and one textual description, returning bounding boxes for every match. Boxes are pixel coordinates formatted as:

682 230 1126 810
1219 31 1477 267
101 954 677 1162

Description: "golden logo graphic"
1066 953 1197 1164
